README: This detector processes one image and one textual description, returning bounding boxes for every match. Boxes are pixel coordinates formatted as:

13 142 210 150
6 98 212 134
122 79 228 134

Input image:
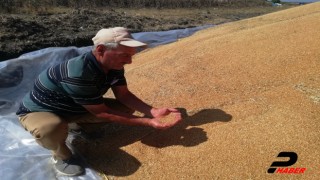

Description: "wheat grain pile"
83 3 320 179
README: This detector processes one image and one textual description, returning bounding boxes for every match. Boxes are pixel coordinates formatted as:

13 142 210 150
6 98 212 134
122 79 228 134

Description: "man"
16 27 182 176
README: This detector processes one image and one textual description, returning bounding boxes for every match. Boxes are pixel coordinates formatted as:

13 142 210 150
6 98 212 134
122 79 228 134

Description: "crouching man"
16 27 182 176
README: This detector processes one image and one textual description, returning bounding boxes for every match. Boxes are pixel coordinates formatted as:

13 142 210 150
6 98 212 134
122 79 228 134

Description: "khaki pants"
18 99 133 160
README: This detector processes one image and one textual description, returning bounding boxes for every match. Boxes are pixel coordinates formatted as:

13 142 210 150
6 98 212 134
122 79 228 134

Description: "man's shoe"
52 156 84 176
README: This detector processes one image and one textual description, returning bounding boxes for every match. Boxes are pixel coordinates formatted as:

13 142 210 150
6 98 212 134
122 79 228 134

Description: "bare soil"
0 5 295 61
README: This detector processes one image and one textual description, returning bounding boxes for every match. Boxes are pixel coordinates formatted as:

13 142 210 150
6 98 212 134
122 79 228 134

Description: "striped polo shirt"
16 51 127 116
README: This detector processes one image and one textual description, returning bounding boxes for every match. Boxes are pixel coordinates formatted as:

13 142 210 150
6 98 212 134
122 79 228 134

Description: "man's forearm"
118 92 154 117
96 112 153 127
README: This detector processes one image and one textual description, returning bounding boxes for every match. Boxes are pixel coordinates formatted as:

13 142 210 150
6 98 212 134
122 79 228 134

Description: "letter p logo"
267 152 298 173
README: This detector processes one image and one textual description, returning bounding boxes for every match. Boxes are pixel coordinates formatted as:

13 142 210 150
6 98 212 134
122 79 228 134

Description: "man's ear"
95 44 106 56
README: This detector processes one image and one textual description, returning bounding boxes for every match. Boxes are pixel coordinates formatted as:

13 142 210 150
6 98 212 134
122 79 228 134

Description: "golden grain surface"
91 3 320 179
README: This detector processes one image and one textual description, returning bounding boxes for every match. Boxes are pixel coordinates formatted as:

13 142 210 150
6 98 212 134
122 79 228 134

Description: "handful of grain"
158 113 177 124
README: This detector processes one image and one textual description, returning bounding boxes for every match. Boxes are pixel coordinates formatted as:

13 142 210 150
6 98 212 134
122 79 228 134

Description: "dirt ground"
69 2 320 179
0 5 296 61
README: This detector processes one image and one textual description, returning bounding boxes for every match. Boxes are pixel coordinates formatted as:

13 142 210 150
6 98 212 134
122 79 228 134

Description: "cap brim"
120 39 147 47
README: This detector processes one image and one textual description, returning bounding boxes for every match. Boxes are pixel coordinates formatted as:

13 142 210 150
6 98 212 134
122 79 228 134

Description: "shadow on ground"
71 108 232 176
141 108 233 148
71 124 152 176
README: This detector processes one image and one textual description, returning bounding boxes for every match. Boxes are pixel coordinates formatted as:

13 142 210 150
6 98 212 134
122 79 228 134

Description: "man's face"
102 45 136 70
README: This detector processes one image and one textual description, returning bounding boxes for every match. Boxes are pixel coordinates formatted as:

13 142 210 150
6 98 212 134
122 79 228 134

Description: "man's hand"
151 108 180 118
149 111 182 130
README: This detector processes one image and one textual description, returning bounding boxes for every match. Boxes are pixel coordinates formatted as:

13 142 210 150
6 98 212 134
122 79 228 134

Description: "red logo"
267 152 307 174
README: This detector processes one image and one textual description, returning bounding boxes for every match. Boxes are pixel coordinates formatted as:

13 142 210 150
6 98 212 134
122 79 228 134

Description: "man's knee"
18 112 67 141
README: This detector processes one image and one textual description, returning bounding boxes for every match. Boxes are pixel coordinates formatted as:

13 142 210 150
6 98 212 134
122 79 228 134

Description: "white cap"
92 27 146 47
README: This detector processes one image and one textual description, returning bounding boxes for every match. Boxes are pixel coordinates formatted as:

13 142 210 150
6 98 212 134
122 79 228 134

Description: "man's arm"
112 85 182 118
111 85 153 117
82 99 181 130
82 103 154 127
